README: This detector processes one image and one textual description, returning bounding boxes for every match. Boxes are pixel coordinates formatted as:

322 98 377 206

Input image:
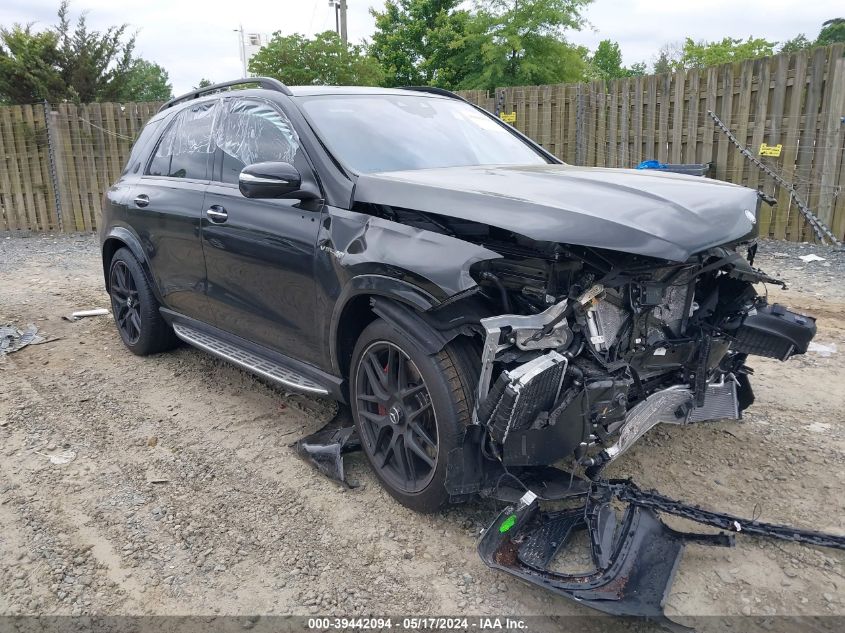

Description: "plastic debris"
63 308 110 321
807 342 837 356
798 254 826 263
35 450 77 465
0 324 45 356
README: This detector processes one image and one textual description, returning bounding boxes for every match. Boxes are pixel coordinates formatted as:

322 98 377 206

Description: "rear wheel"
350 318 476 513
108 248 178 356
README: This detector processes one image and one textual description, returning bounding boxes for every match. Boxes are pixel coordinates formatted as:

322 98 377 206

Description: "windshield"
298 94 549 173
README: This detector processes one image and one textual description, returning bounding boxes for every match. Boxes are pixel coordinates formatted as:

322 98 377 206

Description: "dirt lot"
1 233 844 628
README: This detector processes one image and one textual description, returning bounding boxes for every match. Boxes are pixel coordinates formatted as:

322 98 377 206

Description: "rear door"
130 101 217 318
201 97 323 364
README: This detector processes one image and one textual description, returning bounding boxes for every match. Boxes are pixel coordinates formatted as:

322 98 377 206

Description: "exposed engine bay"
358 204 818 483
305 198 830 628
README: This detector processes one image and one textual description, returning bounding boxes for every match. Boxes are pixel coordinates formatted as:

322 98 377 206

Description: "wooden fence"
0 101 162 233
459 44 845 243
0 44 843 241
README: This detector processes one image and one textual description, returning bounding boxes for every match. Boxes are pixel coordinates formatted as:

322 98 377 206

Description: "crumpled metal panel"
354 164 761 262
321 208 502 299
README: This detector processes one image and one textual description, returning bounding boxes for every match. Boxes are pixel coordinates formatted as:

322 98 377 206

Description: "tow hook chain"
609 481 845 551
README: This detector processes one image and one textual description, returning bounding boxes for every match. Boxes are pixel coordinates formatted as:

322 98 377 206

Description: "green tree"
370 0 478 88
54 0 137 102
0 1 172 104
461 0 592 89
194 78 214 89
816 18 845 46
590 39 644 79
122 60 171 101
677 36 776 69
249 31 383 86
628 61 647 76
591 39 624 79
0 25 64 104
779 33 812 53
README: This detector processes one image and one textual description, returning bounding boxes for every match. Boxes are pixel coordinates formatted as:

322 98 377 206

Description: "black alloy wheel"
355 341 439 494
107 247 179 356
109 259 142 345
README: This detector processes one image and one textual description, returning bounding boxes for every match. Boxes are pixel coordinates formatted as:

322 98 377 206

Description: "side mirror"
239 162 316 199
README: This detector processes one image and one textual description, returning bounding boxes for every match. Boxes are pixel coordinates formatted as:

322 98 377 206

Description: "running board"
172 323 329 395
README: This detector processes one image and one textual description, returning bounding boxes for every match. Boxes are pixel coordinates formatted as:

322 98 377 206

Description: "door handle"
206 205 228 223
133 194 150 208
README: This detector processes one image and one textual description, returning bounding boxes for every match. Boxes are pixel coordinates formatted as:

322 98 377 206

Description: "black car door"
130 101 216 318
201 97 323 364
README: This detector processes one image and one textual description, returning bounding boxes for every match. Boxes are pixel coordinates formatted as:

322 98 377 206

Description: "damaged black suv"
101 78 816 514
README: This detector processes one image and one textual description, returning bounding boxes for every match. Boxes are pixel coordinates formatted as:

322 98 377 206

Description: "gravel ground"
1 233 844 630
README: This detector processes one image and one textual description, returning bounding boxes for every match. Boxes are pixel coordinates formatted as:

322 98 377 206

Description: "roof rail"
158 77 293 112
400 86 468 102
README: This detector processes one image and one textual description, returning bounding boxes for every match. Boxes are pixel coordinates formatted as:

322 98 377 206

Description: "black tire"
349 318 477 513
107 247 179 356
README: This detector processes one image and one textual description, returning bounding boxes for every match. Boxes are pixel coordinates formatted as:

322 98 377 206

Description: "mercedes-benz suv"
100 78 816 513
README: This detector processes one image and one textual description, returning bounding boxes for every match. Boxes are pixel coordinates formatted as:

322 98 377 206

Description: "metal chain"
42 100 63 232
612 482 845 551
707 110 840 246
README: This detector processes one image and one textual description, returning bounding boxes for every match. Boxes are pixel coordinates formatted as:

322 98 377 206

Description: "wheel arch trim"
329 274 441 374
101 227 165 304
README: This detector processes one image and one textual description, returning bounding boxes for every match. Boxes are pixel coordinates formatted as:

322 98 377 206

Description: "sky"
0 0 841 95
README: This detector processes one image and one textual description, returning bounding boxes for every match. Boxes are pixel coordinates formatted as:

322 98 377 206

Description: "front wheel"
349 318 476 513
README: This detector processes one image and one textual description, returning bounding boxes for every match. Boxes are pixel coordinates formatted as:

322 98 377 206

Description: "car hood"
353 164 760 262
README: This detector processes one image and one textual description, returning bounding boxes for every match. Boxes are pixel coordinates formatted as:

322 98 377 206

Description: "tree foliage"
677 36 777 69
249 31 383 86
0 25 64 104
369 0 592 90
590 39 645 79
370 0 477 88
122 60 172 102
816 18 845 46
0 1 171 104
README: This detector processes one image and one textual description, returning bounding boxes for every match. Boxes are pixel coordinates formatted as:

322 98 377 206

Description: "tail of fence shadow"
1 44 843 242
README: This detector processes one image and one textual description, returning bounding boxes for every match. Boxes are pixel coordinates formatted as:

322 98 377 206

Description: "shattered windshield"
298 94 549 173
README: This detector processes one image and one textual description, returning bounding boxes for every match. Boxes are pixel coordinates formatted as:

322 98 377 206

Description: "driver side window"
214 98 301 185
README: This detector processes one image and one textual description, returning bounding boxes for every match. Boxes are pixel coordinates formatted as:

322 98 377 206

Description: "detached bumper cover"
478 489 732 624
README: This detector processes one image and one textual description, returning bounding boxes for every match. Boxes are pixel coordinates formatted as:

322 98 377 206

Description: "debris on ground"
808 342 837 356
1 233 842 622
62 308 110 321
0 324 45 356
798 254 826 263
292 405 361 486
35 450 77 465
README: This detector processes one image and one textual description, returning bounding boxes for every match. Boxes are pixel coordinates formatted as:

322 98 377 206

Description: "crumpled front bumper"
477 486 734 628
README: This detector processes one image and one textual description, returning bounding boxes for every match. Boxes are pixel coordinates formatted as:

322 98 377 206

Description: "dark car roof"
287 86 449 99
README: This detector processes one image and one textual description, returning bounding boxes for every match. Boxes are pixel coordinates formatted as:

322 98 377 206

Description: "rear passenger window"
147 101 217 179
215 99 300 185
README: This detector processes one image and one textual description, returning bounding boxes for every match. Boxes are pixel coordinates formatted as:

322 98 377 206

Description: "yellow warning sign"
759 143 783 157
499 112 517 124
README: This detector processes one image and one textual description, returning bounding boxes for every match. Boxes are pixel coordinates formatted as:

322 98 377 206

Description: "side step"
172 323 329 395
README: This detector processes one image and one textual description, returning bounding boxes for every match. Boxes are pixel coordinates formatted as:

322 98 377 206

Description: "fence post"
575 83 586 165
45 105 72 231
816 51 845 229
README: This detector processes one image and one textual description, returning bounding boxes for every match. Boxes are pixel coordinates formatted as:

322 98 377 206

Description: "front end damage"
305 177 832 624
445 240 816 492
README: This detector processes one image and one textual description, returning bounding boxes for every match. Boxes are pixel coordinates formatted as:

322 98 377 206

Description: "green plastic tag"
499 514 517 533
